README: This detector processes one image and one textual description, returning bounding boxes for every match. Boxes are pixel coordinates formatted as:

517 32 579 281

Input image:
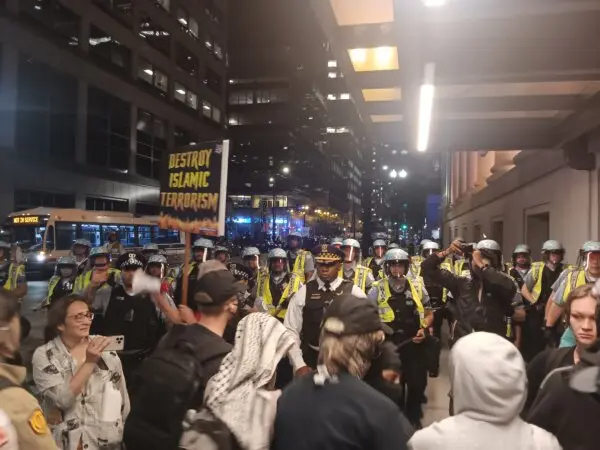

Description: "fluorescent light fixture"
371 114 403 123
399 169 408 178
143 69 154 76
176 89 186 95
390 169 397 178
362 87 402 102
382 165 388 170
349 47 399 72
417 63 436 152
328 60 338 68
328 72 338 79
424 0 447 7
340 93 351 100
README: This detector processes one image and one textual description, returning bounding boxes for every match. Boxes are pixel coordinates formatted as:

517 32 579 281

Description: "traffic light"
401 224 408 231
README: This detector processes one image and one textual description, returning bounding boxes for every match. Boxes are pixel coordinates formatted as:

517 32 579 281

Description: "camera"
460 243 474 254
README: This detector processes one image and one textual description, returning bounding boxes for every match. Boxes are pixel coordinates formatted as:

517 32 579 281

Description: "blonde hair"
318 330 384 378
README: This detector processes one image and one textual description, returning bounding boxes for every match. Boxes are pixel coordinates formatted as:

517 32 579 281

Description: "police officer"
330 237 344 249
509 244 532 289
0 290 57 450
41 256 77 309
420 241 452 376
70 239 91 274
241 246 261 289
141 242 160 260
174 238 214 306
409 239 431 275
85 252 164 389
105 231 124 259
0 242 27 300
286 232 315 283
214 246 230 264
368 248 432 428
365 239 387 281
254 248 302 321
340 238 374 293
547 240 600 348
521 240 566 353
146 254 176 294
284 245 366 375
74 246 120 293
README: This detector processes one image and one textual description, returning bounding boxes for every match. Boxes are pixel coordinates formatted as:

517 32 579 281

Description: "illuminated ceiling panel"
329 0 394 26
438 81 600 99
371 114 403 123
443 110 571 120
348 47 399 72
362 88 402 102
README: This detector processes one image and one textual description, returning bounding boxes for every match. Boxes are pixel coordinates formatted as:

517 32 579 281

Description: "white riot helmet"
331 237 344 248
476 239 502 269
342 238 361 263
146 254 168 278
242 246 261 270
542 240 564 253
268 248 288 272
421 241 440 257
384 248 410 278
192 238 214 262
55 256 77 277
581 241 600 271
513 244 531 256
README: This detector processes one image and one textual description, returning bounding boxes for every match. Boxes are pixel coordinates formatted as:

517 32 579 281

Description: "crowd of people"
0 231 599 449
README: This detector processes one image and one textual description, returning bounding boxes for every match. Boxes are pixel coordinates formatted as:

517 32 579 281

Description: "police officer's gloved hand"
543 325 557 347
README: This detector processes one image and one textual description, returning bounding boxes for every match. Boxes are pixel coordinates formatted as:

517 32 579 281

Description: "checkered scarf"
204 313 295 450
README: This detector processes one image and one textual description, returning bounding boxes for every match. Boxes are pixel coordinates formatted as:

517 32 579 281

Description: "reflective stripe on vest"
74 268 120 292
562 270 587 303
42 276 61 308
375 277 427 327
292 251 307 283
187 261 198 277
439 262 452 303
2 264 22 291
530 262 545 303
410 256 423 277
257 271 301 319
454 259 465 276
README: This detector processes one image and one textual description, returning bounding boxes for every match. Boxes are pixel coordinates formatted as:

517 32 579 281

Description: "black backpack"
123 339 215 450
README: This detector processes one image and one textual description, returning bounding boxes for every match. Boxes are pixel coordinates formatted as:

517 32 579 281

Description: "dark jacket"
527 344 600 450
421 254 516 343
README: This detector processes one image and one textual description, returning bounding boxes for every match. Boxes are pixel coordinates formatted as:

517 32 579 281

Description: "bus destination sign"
11 216 46 225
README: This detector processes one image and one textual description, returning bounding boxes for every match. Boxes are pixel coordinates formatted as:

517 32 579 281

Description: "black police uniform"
385 281 429 426
522 264 563 362
301 278 354 368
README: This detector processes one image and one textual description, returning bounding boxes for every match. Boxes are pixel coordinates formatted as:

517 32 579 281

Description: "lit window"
328 60 337 68
229 117 238 126
186 90 198 110
213 107 221 123
340 93 351 100
327 94 337 100
326 127 336 133
189 17 199 38
328 72 338 79
202 101 212 118
174 82 186 102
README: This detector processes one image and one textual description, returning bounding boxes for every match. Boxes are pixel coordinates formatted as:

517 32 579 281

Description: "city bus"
6 208 185 277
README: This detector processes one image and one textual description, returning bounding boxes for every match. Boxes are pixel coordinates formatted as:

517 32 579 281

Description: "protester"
180 313 296 450
408 332 561 450
524 283 598 414
32 295 130 450
0 290 57 450
528 338 600 450
272 294 413 450
123 260 240 450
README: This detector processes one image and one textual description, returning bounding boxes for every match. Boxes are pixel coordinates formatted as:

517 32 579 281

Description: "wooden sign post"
159 140 230 305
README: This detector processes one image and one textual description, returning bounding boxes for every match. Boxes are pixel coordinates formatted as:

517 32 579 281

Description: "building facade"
0 0 227 218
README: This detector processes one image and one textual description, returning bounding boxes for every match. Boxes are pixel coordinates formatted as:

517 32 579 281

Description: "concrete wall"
444 149 599 264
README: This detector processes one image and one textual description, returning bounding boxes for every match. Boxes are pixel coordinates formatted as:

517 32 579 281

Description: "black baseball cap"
322 294 384 336
194 264 246 306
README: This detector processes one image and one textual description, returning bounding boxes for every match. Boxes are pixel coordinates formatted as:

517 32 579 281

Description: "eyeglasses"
67 311 94 322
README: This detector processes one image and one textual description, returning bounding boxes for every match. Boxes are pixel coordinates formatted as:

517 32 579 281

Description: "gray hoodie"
409 332 562 450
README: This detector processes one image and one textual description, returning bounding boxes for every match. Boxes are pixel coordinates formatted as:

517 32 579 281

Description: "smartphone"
103 335 125 352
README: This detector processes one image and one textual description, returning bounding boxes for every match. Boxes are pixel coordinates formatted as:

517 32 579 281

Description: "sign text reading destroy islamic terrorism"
160 149 219 212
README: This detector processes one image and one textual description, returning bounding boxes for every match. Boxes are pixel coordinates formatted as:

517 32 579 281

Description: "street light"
269 177 275 183
399 169 408 178
282 166 290 175
390 169 398 178
382 165 388 170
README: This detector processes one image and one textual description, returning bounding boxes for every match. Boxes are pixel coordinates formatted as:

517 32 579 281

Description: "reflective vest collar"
376 277 426 327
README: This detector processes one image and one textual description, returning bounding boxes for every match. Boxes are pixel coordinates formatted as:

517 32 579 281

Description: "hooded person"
179 313 296 450
408 332 561 450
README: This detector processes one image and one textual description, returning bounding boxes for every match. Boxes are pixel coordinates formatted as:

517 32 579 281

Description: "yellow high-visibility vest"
2 263 24 291
339 265 372 293
291 250 309 283
562 269 588 304
439 261 452 303
529 262 545 303
257 271 302 319
74 268 120 292
375 277 427 328
410 256 424 277
454 259 470 277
